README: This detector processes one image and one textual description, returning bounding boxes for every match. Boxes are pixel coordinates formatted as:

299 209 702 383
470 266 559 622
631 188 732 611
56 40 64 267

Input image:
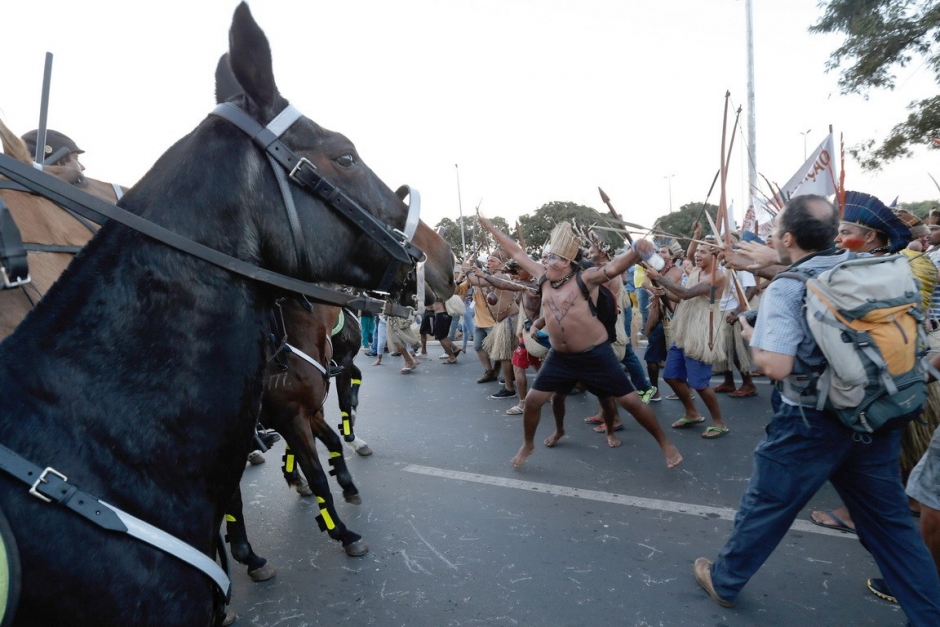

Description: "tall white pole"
745 0 757 206
455 164 467 257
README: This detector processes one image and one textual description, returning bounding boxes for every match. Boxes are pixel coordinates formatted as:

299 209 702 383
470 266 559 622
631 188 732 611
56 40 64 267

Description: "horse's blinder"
210 103 422 308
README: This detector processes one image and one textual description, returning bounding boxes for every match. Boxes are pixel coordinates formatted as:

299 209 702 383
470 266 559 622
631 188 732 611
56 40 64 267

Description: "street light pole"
663 174 675 213
455 164 467 257
799 129 812 160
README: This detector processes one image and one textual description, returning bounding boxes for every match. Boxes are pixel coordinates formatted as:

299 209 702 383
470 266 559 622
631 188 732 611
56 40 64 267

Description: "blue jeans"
710 395 940 625
371 316 388 355
463 307 476 353
620 306 651 391
637 288 651 331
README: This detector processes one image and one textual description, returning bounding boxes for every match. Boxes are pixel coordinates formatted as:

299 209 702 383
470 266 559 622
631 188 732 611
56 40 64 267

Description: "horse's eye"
335 154 356 168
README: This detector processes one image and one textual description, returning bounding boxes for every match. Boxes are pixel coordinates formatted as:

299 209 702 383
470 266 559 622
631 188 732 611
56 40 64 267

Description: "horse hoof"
344 540 369 557
247 450 265 466
222 609 238 626
288 477 313 497
355 445 373 457
248 562 277 582
344 493 362 505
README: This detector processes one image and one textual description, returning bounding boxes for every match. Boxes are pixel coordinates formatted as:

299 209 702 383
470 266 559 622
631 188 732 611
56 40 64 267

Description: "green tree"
811 1 940 169
517 201 612 255
898 199 938 218
652 202 719 249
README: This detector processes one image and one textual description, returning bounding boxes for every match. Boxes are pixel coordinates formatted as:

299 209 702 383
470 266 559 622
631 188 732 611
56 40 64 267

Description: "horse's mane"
0 117 33 163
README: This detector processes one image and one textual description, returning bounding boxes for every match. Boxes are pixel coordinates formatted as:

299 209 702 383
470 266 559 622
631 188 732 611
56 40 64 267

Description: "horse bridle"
210 102 424 301
0 104 426 316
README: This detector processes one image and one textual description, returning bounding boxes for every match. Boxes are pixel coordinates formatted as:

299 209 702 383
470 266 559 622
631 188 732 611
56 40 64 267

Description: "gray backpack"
775 254 930 433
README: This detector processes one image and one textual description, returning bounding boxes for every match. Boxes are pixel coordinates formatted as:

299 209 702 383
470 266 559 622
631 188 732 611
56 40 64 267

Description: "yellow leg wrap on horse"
225 514 237 523
316 496 336 530
340 411 351 436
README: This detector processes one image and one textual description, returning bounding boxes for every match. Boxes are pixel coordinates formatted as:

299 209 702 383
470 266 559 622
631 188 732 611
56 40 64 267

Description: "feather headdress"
842 190 911 253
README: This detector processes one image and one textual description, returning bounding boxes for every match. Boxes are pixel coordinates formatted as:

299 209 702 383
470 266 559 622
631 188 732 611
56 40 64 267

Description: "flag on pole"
780 132 838 200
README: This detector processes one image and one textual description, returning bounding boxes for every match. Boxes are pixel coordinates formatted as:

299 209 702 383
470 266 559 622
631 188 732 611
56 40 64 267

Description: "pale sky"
3 0 938 233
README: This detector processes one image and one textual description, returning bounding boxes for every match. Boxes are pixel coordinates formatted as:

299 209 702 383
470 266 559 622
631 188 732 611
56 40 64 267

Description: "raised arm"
580 241 651 288
478 215 544 278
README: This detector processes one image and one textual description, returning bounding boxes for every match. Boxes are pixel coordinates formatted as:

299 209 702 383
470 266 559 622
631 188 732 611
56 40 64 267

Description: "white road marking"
402 464 852 538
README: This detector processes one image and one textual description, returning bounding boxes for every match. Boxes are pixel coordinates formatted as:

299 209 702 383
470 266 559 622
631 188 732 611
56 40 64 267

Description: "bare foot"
663 443 683 469
510 442 535 468
606 434 622 448
544 431 566 447
372 359 382 366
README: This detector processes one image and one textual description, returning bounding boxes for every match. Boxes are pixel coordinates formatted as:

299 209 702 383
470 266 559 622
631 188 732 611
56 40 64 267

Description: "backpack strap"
574 271 599 317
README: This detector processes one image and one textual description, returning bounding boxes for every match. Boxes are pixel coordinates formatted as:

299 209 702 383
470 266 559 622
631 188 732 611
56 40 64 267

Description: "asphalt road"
227 343 911 627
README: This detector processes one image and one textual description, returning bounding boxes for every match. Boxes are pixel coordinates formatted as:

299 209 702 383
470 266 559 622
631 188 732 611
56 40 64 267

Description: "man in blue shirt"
694 194 940 626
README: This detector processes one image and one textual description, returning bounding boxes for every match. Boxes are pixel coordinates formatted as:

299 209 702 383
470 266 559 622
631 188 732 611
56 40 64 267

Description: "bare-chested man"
478 216 682 469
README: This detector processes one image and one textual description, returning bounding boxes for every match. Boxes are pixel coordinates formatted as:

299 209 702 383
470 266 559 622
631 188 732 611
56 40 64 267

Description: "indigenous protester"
461 254 503 385
430 299 462 364
805 193 924 534
478 216 682 470
582 227 657 431
643 241 685 402
475 261 545 415
385 314 420 374
646 238 729 439
694 194 940 626
468 251 520 399
713 234 759 398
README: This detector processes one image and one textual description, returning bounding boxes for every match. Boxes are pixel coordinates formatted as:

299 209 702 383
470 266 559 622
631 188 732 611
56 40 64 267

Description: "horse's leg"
225 487 277 581
280 443 314 496
312 412 361 505
339 361 372 456
284 416 369 557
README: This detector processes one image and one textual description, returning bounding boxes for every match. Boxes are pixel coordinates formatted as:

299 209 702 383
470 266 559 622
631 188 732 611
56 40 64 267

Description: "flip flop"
666 393 694 401
400 364 417 374
808 509 856 534
701 426 730 439
506 405 524 415
671 416 705 429
729 389 757 398
583 415 603 424
441 358 459 364
594 423 624 433
713 385 736 394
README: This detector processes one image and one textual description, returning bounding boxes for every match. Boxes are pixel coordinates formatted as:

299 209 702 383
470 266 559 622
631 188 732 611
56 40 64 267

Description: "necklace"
550 270 576 289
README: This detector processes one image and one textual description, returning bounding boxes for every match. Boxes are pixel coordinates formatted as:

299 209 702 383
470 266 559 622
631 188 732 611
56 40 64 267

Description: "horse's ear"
214 54 243 104
228 3 280 114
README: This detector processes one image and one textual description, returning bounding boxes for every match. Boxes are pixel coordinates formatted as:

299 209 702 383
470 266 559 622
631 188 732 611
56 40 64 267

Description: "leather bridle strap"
0 153 393 315
0 198 29 289
210 103 423 271
0 441 231 600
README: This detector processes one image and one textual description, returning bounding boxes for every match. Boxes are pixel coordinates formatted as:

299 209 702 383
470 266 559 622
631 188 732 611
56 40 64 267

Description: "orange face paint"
837 235 867 252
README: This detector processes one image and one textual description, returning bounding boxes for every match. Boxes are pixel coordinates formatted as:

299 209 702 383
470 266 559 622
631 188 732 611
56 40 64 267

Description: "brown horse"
0 119 126 339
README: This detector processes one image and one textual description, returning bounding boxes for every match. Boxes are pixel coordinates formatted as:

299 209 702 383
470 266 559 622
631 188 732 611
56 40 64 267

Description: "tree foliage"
653 202 720 249
517 201 614 255
435 215 510 260
811 0 940 169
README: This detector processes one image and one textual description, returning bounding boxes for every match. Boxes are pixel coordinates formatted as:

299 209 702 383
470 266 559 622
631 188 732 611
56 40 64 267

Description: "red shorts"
511 343 541 369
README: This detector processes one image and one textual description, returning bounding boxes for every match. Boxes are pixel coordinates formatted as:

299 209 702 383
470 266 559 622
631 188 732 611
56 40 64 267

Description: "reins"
0 152 408 317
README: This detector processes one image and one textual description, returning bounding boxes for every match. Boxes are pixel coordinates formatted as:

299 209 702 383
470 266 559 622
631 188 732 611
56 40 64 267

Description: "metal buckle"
29 466 67 503
289 157 316 183
0 265 31 290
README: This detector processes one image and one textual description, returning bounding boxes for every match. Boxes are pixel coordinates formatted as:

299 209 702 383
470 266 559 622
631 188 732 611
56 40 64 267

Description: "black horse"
0 3 452 626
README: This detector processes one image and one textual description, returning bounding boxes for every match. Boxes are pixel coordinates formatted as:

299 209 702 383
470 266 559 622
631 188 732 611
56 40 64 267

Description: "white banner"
781 133 838 200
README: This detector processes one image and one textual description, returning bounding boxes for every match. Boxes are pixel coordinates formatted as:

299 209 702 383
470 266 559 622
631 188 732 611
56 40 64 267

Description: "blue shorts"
663 345 713 390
